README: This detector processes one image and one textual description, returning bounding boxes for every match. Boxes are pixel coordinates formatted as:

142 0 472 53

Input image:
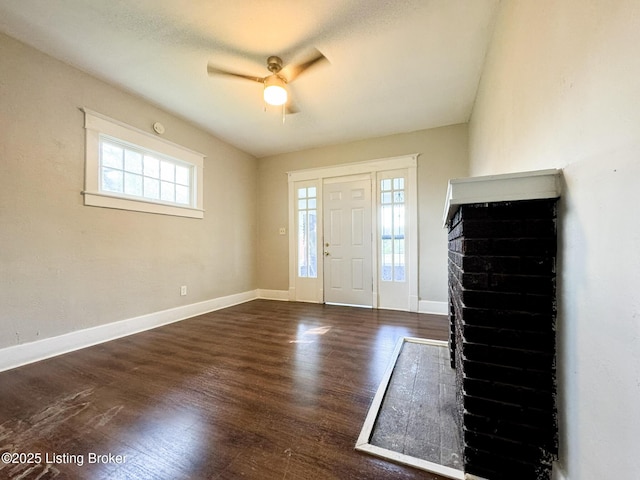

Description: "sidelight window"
380 177 405 282
297 186 317 278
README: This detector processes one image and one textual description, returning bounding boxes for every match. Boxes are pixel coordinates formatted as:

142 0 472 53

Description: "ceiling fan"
207 49 328 115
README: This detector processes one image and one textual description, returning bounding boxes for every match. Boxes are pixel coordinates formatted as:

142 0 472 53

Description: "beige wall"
469 1 640 479
257 124 469 305
0 29 467 355
0 33 258 350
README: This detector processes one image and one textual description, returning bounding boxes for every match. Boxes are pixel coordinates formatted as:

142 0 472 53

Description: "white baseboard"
1 292 448 373
0 289 260 373
418 300 448 315
257 289 290 301
261 292 447 315
409 295 419 312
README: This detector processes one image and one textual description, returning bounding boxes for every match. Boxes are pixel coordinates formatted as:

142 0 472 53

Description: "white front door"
323 176 373 307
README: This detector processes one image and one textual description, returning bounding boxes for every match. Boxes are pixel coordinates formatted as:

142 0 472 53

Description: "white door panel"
329 209 342 245
330 258 342 288
352 258 364 290
352 208 364 245
323 178 372 306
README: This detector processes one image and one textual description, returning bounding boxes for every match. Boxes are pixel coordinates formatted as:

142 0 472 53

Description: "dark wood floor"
0 300 450 479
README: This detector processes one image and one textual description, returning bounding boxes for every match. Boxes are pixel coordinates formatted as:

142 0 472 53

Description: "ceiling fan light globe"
264 85 287 106
263 75 288 106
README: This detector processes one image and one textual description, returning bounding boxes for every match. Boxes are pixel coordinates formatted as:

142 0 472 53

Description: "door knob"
324 251 330 256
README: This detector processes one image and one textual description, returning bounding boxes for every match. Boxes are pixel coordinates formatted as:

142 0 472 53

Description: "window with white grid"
100 138 193 206
83 109 204 218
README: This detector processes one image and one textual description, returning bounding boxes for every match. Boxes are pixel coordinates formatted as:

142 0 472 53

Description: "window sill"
83 191 204 219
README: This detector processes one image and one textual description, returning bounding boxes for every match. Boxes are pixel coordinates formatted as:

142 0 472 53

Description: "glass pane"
144 156 160 178
393 177 405 190
124 172 143 196
176 185 190 204
381 238 393 281
381 205 393 237
175 165 190 186
394 204 405 237
144 177 160 199
160 161 175 182
298 199 307 210
381 192 392 204
394 191 405 203
395 265 406 282
102 167 123 192
298 210 308 277
308 198 316 209
308 187 316 198
124 150 142 173
381 179 391 191
298 187 307 199
101 142 123 169
308 210 317 278
161 181 175 202
395 238 406 281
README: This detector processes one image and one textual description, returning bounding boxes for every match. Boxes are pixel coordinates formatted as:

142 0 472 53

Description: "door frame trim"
287 154 419 310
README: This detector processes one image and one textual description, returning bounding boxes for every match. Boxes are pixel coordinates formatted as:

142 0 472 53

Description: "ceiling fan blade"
284 83 300 114
286 102 300 115
286 49 328 82
207 64 263 83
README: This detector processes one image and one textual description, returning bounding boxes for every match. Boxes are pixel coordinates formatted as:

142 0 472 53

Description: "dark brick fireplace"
444 170 561 480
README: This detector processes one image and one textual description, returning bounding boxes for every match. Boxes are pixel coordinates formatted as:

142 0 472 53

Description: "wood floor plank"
0 300 449 479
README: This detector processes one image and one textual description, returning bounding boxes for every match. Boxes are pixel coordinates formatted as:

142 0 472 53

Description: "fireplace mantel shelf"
443 169 562 227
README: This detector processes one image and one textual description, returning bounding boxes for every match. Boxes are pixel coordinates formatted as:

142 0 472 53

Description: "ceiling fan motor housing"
267 56 283 73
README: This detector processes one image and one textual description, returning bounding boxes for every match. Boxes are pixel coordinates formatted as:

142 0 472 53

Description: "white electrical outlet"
279 227 286 235
180 285 187 296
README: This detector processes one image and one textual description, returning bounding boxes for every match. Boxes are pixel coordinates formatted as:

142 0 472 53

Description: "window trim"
82 108 205 218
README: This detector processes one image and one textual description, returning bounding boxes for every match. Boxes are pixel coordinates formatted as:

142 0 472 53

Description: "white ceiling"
0 0 499 158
